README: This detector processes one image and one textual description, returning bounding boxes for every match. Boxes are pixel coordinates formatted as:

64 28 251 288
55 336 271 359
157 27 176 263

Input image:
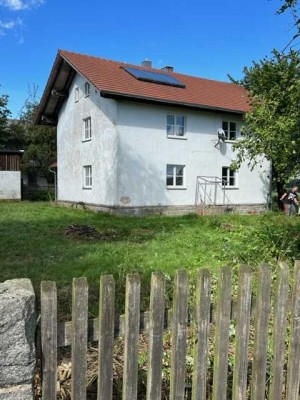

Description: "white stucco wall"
116 101 270 207
57 74 118 205
57 74 270 209
0 171 21 199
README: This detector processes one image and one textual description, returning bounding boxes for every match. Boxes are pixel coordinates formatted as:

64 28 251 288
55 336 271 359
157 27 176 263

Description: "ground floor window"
166 164 185 188
222 166 236 187
83 165 92 188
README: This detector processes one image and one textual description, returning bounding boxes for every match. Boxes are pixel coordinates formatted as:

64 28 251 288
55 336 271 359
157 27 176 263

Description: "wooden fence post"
146 272 165 400
192 268 211 400
41 281 57 400
97 275 115 400
212 266 232 400
71 277 88 400
122 273 141 400
269 262 289 400
232 265 252 400
170 270 189 400
251 263 271 400
286 260 300 399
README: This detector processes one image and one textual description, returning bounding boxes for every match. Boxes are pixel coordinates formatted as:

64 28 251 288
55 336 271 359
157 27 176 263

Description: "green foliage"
17 89 56 182
231 50 300 191
0 92 11 149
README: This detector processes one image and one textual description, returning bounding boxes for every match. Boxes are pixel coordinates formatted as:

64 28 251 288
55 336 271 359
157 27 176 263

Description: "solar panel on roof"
124 67 185 88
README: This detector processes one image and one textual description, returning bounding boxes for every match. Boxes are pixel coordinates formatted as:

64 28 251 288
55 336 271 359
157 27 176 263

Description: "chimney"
141 59 152 68
161 66 174 72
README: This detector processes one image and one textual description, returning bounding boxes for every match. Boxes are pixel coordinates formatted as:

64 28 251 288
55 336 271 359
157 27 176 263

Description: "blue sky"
0 0 297 117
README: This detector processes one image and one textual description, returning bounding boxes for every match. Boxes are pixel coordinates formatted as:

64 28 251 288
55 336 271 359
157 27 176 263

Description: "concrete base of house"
58 201 268 216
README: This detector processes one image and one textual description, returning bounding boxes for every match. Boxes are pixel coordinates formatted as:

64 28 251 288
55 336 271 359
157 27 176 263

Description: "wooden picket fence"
39 261 300 400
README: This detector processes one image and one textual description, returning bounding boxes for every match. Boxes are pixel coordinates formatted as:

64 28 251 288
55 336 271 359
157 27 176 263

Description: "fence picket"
122 273 141 400
232 265 252 400
286 260 300 399
251 263 271 400
41 281 57 400
97 275 115 400
146 272 165 400
170 270 189 400
71 277 88 400
269 262 289 400
192 268 211 400
212 266 232 400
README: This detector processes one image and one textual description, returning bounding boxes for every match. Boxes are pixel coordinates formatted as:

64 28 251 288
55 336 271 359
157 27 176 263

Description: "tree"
19 90 56 183
0 93 11 149
277 0 300 51
231 49 300 203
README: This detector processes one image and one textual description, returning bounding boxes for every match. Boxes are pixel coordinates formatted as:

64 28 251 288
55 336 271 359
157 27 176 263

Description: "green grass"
1 201 300 317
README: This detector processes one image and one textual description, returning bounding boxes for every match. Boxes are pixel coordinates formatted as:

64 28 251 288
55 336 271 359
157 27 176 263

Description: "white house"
35 50 270 215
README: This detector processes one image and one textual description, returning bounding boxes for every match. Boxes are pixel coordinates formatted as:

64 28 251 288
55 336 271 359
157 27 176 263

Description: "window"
167 114 186 137
166 164 185 188
83 165 92 188
222 167 237 187
83 117 92 140
222 121 237 141
85 82 90 97
75 87 79 102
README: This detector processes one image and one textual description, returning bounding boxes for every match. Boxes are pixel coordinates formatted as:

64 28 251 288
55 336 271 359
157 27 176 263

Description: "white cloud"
0 17 22 36
0 0 44 10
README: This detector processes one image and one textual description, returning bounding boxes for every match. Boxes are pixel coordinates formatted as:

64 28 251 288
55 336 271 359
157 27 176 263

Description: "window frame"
75 87 79 103
83 165 92 189
166 114 186 139
166 164 186 189
85 82 90 97
222 166 238 188
222 120 237 141
83 117 92 141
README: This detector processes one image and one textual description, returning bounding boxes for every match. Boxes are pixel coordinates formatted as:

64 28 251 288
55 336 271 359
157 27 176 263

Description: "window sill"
167 135 187 140
167 186 187 190
223 186 239 190
82 138 92 143
85 94 90 98
224 140 236 144
82 187 92 190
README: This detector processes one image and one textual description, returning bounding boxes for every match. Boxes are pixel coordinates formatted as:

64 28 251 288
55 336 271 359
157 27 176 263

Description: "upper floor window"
167 114 186 138
75 87 79 102
222 167 237 187
166 164 185 188
83 117 92 140
222 121 237 141
83 165 92 188
85 82 90 97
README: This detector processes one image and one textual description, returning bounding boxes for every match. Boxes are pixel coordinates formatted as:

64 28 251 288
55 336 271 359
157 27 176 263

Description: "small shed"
0 150 23 200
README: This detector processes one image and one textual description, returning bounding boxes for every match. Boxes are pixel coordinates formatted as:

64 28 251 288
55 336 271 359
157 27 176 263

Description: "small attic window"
85 82 90 97
75 87 79 102
124 67 185 88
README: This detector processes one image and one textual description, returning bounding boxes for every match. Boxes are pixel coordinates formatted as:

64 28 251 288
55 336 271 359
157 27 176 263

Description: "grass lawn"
1 201 300 318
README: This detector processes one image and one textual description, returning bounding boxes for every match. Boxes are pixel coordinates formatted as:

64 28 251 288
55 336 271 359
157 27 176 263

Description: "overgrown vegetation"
1 201 300 318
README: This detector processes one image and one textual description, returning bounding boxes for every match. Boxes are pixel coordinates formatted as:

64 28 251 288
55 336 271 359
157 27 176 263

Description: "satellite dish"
217 128 226 142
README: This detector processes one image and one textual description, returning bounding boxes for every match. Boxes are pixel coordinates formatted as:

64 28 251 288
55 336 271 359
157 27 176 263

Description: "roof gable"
35 50 250 125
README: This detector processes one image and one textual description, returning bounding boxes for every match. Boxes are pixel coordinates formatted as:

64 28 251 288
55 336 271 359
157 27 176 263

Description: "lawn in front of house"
1 201 300 317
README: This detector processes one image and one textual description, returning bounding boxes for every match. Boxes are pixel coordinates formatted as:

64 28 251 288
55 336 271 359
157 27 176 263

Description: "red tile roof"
60 50 250 113
36 50 250 124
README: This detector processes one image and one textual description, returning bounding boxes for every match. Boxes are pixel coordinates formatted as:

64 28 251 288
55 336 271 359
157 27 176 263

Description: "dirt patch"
64 225 121 241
